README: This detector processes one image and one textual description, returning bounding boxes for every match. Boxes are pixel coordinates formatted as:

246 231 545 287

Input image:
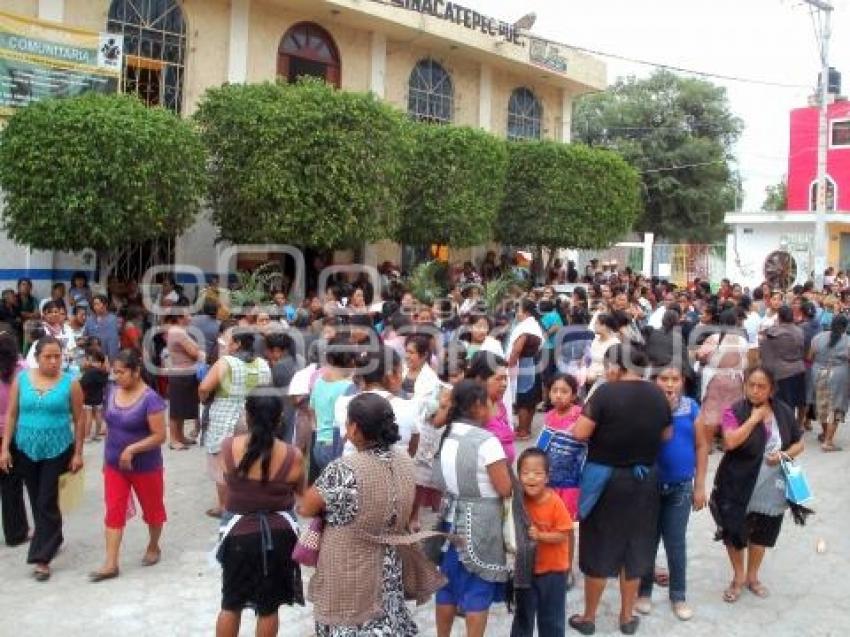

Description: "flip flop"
206 508 223 519
32 568 50 582
568 615 595 635
723 581 743 603
141 551 161 567
747 581 770 598
169 443 189 451
88 569 119 583
822 443 843 452
620 617 640 635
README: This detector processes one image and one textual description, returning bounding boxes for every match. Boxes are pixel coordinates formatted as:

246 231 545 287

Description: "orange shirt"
525 489 573 575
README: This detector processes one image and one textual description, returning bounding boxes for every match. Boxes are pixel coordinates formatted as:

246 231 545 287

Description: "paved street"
1 421 848 637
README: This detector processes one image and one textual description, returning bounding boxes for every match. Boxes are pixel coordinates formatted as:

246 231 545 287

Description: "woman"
465 314 501 359
467 352 515 464
759 305 806 425
568 344 672 635
809 313 850 451
710 366 805 602
83 294 120 362
635 364 708 622
215 393 304 637
300 392 441 636
507 298 544 440
587 313 620 387
25 301 76 370
309 335 353 473
434 380 512 637
166 305 205 450
696 309 748 438
200 327 272 518
0 336 84 581
89 350 167 581
406 333 445 519
0 332 27 545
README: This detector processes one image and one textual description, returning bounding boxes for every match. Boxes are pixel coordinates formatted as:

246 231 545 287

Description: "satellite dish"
513 12 537 31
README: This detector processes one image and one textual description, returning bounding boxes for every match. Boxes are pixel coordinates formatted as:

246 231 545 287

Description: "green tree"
573 70 743 242
497 141 641 271
0 93 206 276
195 79 411 247
762 177 788 211
400 124 508 249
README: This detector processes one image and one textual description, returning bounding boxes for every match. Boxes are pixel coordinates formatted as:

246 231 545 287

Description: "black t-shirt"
583 380 672 467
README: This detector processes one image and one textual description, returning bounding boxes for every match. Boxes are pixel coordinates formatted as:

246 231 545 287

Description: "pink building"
787 99 850 211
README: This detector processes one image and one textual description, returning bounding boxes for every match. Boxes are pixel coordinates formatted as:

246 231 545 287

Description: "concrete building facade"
1 0 606 297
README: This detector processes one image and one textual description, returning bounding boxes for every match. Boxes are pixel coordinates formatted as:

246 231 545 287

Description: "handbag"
291 516 324 566
780 455 813 505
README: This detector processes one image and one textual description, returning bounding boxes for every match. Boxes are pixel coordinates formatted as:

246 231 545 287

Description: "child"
537 373 586 587
80 348 109 441
512 448 573 637
635 364 707 621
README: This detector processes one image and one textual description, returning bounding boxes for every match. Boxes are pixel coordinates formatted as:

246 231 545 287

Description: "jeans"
639 480 692 603
312 428 341 473
510 571 567 637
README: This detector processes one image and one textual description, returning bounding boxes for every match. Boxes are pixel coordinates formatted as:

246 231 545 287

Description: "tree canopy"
762 177 788 211
400 124 508 248
497 140 641 254
572 70 743 242
194 79 411 248
0 92 206 252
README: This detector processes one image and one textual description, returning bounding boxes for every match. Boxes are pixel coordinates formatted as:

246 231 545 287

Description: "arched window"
507 87 543 140
408 59 453 124
107 0 187 112
810 176 836 212
278 23 341 88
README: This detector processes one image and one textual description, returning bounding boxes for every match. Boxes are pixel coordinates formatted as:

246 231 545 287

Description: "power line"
550 39 812 89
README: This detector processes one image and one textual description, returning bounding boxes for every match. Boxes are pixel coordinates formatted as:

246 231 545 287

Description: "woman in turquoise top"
0 336 84 581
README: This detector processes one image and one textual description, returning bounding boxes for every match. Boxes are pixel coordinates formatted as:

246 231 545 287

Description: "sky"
465 0 850 211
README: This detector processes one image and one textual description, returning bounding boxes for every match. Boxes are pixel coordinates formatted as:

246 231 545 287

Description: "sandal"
821 443 843 452
32 567 50 582
568 615 595 635
168 443 189 451
747 581 770 598
620 616 640 635
141 550 161 567
723 581 744 603
88 569 119 583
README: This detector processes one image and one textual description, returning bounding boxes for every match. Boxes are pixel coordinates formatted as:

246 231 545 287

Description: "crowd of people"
0 257 835 636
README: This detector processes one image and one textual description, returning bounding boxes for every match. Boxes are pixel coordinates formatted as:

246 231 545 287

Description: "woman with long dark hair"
215 392 304 637
467 352 515 464
710 366 805 602
434 380 512 637
507 298 544 440
0 331 27 545
89 349 167 582
808 313 849 451
0 336 84 581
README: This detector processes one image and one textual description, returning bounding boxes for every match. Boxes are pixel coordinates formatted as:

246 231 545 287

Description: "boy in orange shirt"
512 448 574 637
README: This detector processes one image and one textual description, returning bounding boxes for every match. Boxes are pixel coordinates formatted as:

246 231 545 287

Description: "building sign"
529 38 568 74
0 11 122 116
388 0 523 45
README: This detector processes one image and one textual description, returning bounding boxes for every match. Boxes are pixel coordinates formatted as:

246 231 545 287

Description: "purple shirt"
104 385 166 472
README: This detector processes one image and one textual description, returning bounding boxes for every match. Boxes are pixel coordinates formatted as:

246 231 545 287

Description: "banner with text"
0 11 121 116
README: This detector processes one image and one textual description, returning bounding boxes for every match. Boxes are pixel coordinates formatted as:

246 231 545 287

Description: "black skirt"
167 373 199 420
579 467 660 579
776 374 806 409
220 527 304 616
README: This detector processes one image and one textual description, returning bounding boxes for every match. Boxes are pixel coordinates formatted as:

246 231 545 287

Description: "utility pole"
803 0 832 290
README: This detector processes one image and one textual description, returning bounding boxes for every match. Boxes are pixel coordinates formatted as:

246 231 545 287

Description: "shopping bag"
781 456 813 505
58 468 85 514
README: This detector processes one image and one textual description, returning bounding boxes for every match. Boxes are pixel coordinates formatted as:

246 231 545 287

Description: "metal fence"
577 243 726 287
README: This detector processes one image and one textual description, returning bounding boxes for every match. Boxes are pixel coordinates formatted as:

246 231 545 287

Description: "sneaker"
672 602 693 621
635 597 652 615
